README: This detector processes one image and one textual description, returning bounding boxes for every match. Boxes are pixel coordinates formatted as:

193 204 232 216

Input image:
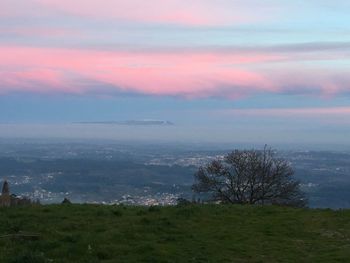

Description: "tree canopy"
192 146 307 207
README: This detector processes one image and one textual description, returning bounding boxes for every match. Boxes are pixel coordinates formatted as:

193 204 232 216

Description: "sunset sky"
1 0 350 146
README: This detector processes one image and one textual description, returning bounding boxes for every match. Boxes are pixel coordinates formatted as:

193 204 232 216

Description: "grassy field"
0 204 349 262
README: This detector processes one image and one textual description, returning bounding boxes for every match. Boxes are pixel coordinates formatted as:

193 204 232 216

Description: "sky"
1 0 350 147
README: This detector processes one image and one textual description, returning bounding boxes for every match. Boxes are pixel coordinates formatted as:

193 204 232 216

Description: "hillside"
0 204 349 262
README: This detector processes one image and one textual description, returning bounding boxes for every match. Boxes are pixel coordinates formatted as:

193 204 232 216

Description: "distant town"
1 141 349 208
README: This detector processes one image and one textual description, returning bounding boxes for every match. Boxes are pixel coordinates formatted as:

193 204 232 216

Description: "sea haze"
0 123 349 151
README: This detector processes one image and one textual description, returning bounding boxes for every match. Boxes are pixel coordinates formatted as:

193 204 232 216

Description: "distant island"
74 120 174 126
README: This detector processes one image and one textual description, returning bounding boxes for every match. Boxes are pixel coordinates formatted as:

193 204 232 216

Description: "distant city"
0 140 349 208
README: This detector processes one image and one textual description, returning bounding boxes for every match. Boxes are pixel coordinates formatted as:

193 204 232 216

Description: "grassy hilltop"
0 204 349 263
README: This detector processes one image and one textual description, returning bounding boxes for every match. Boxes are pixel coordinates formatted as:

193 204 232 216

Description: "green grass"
0 204 350 262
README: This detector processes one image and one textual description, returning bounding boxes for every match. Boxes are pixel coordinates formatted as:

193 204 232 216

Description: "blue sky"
0 0 350 146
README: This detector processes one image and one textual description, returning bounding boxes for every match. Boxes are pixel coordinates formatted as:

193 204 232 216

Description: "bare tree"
192 146 307 207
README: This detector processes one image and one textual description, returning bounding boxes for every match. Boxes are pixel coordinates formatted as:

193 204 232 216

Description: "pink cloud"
0 0 58 19
0 69 68 93
0 45 349 99
0 26 80 38
32 0 277 26
0 46 279 97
